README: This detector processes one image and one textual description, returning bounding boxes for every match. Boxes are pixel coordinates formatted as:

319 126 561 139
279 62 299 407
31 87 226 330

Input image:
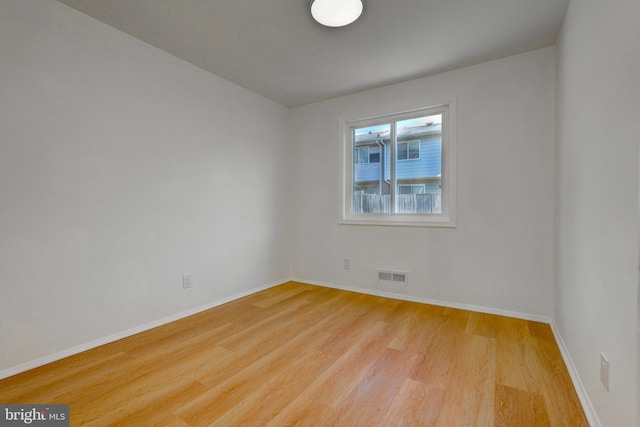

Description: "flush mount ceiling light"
310 0 364 27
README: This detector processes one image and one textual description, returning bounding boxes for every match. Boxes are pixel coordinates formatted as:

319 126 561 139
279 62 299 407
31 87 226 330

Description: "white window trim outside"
340 100 456 227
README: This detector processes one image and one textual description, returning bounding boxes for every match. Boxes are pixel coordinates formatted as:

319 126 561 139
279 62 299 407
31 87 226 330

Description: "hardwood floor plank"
494 383 550 427
175 329 336 426
71 346 232 425
87 381 211 427
0 282 588 426
492 317 538 393
527 320 557 342
213 341 335 426
251 284 311 308
496 340 531 392
148 414 192 427
0 351 130 403
332 348 420 426
381 379 445 426
264 300 407 426
61 325 234 414
175 290 389 425
410 308 468 389
526 335 589 426
264 320 393 426
435 333 497 427
223 299 400 426
387 301 444 353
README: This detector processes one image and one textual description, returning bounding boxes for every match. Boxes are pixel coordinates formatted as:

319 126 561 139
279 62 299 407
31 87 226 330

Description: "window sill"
339 213 456 228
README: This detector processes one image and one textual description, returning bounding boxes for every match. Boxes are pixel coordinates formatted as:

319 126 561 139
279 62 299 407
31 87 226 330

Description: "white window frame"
340 101 456 227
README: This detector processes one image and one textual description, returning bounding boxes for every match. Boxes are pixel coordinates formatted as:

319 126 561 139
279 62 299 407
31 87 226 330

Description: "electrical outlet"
343 259 350 270
600 353 609 391
182 274 193 289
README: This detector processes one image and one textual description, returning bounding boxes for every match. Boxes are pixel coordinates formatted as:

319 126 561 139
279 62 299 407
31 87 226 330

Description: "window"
355 147 369 164
398 141 420 160
341 102 455 227
398 184 425 194
355 147 381 164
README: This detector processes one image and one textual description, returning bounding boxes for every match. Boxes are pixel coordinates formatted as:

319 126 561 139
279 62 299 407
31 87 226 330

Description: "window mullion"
390 122 396 213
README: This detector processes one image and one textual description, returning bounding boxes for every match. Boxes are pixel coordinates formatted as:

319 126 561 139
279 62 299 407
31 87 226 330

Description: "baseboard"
549 320 602 427
0 278 288 381
292 277 551 323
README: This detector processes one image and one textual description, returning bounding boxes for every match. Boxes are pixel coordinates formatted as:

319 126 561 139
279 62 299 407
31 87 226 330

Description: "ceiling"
55 0 570 107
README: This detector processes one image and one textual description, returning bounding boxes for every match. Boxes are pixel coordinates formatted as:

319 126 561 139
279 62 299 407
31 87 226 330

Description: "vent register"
377 270 408 284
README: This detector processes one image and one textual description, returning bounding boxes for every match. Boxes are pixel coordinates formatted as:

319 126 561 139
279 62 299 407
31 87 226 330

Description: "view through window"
342 103 455 227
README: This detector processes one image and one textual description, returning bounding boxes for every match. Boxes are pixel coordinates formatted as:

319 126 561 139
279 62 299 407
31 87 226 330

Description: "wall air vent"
378 270 408 284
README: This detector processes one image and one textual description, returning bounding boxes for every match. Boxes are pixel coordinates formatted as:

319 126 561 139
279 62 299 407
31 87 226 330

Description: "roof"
355 123 442 145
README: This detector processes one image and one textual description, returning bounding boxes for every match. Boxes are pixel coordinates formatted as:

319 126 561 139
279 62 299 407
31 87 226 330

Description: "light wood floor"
0 282 588 426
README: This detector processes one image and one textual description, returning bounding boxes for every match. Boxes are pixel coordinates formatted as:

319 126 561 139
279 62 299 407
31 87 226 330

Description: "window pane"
398 185 410 194
356 147 368 164
395 114 442 213
408 141 420 159
353 124 391 213
398 142 408 160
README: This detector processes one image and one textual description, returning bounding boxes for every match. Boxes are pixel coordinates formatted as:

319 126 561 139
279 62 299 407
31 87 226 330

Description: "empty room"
0 0 638 425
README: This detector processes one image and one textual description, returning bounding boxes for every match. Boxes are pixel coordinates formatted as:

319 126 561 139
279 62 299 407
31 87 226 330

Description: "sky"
354 114 442 136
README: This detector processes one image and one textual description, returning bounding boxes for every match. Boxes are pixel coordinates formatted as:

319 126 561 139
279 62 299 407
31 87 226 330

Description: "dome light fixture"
310 0 364 27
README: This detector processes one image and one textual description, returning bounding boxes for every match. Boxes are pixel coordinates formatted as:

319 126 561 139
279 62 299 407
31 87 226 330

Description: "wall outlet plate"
182 274 193 289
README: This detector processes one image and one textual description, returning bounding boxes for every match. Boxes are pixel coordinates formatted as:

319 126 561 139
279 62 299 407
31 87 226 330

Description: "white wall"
4 2 636 424
0 0 290 373
290 48 556 318
555 0 640 425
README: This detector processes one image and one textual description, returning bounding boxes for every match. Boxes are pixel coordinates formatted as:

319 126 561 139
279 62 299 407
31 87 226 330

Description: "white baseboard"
0 279 287 381
292 277 551 323
549 320 601 427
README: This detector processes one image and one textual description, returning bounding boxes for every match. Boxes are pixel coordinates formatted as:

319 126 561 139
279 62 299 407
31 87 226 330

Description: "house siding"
396 138 441 180
354 137 441 187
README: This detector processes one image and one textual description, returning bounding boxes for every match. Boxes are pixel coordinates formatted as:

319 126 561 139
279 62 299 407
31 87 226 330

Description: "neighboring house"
354 122 442 197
